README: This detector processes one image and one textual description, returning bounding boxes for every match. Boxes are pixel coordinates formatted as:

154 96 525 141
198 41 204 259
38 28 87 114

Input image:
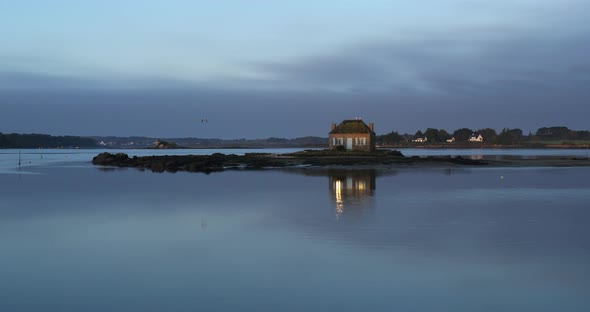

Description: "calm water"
1 149 589 311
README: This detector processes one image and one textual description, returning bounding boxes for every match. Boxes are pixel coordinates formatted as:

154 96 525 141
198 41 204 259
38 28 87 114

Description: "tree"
536 126 570 140
574 130 590 140
496 128 523 145
378 131 403 144
477 128 497 143
0 133 97 148
453 128 473 142
424 128 439 143
437 129 450 142
414 130 424 138
266 137 289 143
510 128 523 138
0 133 8 147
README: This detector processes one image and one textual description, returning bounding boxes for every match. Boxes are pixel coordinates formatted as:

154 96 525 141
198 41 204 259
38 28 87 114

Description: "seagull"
201 119 208 123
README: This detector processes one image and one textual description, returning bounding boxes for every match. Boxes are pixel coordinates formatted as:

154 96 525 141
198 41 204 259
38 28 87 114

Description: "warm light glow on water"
357 180 366 191
335 179 343 216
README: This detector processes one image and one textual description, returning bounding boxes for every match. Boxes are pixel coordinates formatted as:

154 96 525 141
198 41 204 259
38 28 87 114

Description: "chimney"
331 123 336 130
369 122 374 132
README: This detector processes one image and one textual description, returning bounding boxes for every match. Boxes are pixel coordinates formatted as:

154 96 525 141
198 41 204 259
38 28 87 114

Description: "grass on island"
285 149 404 158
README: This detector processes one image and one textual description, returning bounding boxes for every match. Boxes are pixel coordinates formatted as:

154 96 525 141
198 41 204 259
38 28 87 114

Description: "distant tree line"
377 126 590 145
0 133 97 148
535 127 590 141
91 135 328 148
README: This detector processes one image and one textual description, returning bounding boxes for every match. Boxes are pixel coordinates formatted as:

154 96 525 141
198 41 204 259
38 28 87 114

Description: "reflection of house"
412 137 428 143
446 137 455 143
469 134 484 142
329 118 376 152
329 170 376 217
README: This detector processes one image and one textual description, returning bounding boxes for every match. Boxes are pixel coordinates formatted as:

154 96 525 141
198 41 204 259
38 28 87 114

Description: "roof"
329 120 374 134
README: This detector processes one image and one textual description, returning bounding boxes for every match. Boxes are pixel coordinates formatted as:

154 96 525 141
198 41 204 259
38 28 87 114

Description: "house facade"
469 134 484 142
329 119 376 152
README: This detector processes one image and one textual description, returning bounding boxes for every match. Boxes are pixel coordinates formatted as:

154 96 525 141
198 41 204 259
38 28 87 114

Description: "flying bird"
201 119 208 123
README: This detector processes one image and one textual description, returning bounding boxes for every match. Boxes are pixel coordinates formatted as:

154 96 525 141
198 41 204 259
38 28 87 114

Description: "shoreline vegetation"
379 143 590 149
3 126 590 149
92 150 590 174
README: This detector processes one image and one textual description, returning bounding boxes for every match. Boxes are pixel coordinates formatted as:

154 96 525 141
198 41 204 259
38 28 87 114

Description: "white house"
469 134 484 142
412 137 428 143
446 137 455 143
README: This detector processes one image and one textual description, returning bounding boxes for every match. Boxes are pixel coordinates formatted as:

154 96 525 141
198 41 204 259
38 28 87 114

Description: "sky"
1 0 589 138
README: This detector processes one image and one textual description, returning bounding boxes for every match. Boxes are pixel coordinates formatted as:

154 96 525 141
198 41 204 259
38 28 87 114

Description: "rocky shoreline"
91 150 590 173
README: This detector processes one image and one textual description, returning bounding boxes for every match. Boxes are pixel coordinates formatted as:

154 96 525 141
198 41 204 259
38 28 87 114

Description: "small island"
91 150 590 174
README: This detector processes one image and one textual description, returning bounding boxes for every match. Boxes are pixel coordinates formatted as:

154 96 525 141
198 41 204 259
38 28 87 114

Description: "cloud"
0 71 99 89
0 70 210 91
249 24 590 98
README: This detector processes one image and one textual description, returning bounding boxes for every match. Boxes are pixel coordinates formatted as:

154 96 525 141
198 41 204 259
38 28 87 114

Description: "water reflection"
286 168 389 218
328 170 376 217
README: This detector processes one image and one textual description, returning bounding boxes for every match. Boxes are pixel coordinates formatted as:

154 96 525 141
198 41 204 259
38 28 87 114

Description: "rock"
91 150 490 173
92 152 129 165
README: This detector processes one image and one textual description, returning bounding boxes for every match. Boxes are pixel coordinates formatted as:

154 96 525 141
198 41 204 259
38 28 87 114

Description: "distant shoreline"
2 144 590 150
377 143 590 149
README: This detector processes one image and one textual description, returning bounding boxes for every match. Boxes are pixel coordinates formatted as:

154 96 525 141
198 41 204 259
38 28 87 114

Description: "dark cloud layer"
1 84 588 138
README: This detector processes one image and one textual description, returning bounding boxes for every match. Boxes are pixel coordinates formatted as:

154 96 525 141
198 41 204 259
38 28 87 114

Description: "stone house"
329 119 376 152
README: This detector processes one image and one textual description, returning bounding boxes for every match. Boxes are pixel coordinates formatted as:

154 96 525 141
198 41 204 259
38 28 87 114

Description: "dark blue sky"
1 1 589 138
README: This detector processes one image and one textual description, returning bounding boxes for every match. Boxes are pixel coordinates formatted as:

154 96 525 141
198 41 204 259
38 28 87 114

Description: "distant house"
412 137 428 143
469 134 484 142
152 140 178 149
446 137 455 143
329 119 376 152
